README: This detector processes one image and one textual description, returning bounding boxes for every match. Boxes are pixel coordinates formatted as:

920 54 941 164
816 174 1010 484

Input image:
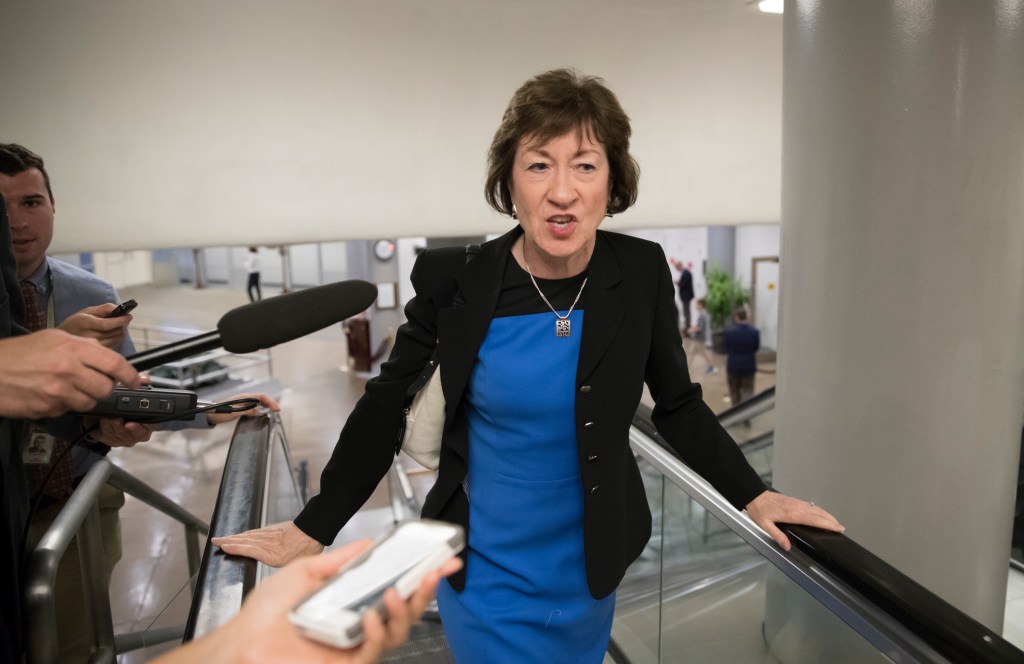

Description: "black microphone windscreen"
217 280 378 353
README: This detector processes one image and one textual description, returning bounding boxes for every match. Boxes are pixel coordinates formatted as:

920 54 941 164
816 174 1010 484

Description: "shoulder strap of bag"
451 244 480 308
396 244 481 455
411 243 480 390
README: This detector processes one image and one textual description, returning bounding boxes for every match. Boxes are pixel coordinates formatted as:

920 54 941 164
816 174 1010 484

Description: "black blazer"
295 227 766 598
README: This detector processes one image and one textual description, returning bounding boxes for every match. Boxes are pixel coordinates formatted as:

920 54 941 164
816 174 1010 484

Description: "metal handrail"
629 430 945 662
128 322 275 390
184 415 272 640
388 462 421 523
184 412 304 641
628 427 1024 663
633 385 775 439
25 459 209 664
716 384 776 428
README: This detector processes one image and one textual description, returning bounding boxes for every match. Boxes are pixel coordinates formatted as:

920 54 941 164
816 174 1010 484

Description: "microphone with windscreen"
126 280 378 371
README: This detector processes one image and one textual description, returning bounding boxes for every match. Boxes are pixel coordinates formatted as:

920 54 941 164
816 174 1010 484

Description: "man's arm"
0 329 140 419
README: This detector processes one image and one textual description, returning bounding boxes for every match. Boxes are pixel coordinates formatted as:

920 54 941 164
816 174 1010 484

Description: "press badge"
22 430 56 465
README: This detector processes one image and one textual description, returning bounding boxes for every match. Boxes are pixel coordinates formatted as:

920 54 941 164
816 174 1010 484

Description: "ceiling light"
758 0 784 13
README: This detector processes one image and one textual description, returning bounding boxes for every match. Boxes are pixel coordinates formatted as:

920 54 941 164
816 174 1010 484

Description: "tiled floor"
77 282 1024 660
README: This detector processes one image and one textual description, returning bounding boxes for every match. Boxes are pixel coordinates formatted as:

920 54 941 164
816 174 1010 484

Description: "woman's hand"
153 540 463 664
212 521 325 567
745 490 845 551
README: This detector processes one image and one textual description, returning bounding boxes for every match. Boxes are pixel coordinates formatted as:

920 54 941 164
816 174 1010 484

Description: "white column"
774 0 1024 630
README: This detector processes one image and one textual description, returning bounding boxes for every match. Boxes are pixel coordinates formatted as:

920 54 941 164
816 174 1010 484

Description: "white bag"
399 243 478 470
400 360 444 470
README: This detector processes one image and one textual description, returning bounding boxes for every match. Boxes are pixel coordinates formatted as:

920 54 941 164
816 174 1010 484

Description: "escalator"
185 391 1024 663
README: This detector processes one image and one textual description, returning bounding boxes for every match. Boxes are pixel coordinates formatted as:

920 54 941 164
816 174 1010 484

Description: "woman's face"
509 129 610 277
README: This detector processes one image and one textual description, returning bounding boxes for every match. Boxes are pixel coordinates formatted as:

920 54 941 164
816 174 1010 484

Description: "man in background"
1 143 278 661
0 190 146 662
724 307 760 409
678 261 695 332
0 144 136 354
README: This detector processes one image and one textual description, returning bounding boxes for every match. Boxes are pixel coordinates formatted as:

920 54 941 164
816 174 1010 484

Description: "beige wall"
1 0 783 252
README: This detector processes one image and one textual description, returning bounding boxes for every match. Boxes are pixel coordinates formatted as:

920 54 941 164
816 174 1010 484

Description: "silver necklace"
522 242 587 338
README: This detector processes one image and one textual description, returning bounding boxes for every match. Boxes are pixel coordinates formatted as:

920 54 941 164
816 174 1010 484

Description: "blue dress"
436 264 615 663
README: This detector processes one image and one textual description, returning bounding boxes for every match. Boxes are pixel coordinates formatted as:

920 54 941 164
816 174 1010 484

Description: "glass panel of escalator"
651 477 891 663
264 424 304 526
724 406 774 485
611 457 665 663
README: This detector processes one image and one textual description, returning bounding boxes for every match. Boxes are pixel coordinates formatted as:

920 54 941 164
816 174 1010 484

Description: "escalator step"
380 623 454 663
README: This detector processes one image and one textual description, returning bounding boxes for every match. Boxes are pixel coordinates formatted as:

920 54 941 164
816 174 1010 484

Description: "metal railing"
624 402 1023 663
25 459 208 664
129 323 274 390
184 412 302 640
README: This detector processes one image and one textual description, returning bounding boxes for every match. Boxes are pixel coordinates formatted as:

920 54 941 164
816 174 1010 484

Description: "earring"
605 208 614 219
511 205 518 220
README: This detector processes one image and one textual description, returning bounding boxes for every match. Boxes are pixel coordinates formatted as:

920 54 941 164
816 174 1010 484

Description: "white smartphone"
289 519 464 649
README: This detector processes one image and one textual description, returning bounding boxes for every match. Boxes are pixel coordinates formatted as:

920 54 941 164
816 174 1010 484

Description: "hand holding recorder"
154 536 462 664
0 328 141 419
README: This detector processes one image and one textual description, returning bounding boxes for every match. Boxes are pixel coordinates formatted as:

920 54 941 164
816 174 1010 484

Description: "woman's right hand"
211 521 325 567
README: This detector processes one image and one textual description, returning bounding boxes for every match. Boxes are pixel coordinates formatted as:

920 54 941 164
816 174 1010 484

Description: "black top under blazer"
294 227 767 599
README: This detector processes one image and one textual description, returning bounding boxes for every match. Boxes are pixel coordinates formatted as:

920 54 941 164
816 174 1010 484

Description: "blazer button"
579 385 592 394
590 485 600 495
587 454 598 462
583 421 595 429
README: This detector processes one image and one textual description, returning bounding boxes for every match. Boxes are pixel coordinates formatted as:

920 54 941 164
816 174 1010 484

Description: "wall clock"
373 239 396 261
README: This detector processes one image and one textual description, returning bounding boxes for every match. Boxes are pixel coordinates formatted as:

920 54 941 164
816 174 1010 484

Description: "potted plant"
703 263 750 353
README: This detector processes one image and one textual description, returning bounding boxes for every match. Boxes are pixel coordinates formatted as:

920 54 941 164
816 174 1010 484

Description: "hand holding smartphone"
104 299 138 318
289 520 464 649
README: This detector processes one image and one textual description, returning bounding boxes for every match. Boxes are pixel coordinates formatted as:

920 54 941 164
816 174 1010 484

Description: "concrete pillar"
191 248 206 289
774 0 1024 631
706 225 736 275
278 246 292 293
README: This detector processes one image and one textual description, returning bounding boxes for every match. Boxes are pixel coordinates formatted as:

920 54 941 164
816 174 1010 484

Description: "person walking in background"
678 261 694 331
724 307 760 407
244 246 261 302
685 298 715 374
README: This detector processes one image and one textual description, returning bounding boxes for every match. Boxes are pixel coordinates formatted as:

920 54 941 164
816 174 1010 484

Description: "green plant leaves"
703 263 749 329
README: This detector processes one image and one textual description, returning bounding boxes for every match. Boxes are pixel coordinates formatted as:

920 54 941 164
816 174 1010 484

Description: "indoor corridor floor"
84 282 1024 661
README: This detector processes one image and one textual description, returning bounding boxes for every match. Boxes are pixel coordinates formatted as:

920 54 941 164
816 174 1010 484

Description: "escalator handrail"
184 414 272 640
634 385 775 436
716 384 775 427
785 525 1023 664
629 429 947 662
630 406 1023 663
